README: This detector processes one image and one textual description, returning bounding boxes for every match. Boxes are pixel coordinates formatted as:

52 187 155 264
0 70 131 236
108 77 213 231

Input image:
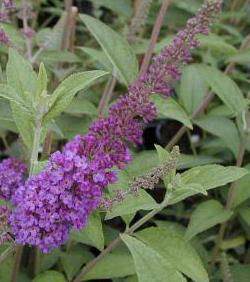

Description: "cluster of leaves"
1 0 250 281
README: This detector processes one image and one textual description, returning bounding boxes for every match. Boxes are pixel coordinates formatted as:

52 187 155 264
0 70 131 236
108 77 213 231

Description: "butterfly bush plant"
0 0 250 281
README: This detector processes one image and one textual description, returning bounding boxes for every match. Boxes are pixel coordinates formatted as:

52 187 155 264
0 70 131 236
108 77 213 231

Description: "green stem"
33 248 40 276
72 196 170 282
29 119 42 175
10 246 23 282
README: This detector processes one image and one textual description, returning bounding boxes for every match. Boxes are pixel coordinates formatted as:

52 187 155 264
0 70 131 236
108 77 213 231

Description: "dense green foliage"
0 0 250 281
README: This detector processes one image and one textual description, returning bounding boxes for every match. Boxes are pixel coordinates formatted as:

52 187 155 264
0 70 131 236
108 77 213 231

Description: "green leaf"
38 50 80 64
45 70 108 122
71 212 104 250
155 144 176 186
121 234 186 282
40 249 61 272
56 115 91 139
60 246 93 281
168 165 247 205
209 104 235 118
33 271 66 282
154 221 210 266
0 98 13 122
0 100 17 132
178 154 222 169
10 103 34 148
80 14 138 85
126 151 158 178
127 148 221 178
198 34 237 56
84 252 136 280
91 0 132 18
169 183 208 205
106 190 158 220
231 264 250 282
199 65 246 115
65 97 97 116
106 171 157 221
6 49 38 147
155 144 170 163
185 200 233 240
36 63 48 98
136 227 209 282
231 165 250 208
156 144 221 170
0 84 27 109
79 47 113 71
239 207 250 239
35 14 66 51
239 207 250 227
221 236 246 250
227 48 250 65
0 87 34 146
33 161 48 175
179 64 208 114
0 23 25 51
152 95 193 129
0 245 14 282
194 115 240 157
181 164 248 191
155 221 185 236
7 48 37 104
80 47 125 84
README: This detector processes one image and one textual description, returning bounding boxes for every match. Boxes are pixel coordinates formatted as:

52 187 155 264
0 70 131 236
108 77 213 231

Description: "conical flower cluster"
7 0 222 252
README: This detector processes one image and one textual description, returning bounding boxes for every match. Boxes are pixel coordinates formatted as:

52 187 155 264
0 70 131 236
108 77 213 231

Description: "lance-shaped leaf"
7 48 37 106
194 115 240 157
45 70 108 122
121 234 186 282
71 213 104 251
80 14 138 86
185 200 233 240
136 227 209 282
152 95 193 129
168 165 247 205
199 65 246 115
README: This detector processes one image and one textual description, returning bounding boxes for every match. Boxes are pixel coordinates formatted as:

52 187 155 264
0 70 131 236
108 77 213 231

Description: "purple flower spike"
10 0 222 252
